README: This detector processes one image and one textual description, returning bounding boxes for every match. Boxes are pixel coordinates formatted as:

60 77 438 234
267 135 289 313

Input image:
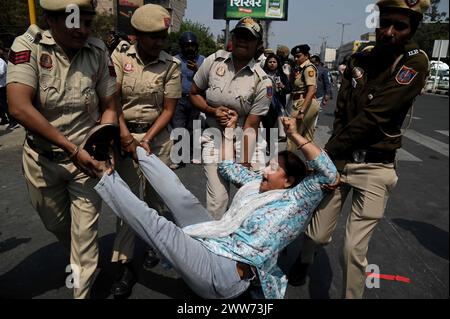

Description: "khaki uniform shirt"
7 25 117 151
111 41 181 125
292 59 317 95
326 40 429 158
194 50 272 129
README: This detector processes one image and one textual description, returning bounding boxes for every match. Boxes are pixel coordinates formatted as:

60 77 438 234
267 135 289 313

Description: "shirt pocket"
122 75 137 98
39 74 61 110
209 73 226 92
147 82 165 114
81 76 100 122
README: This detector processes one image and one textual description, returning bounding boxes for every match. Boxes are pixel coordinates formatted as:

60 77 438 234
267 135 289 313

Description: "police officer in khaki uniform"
288 0 430 299
288 44 320 150
6 0 118 298
110 4 181 297
190 17 272 220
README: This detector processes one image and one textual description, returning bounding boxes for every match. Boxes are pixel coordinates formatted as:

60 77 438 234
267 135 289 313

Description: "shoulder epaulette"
24 24 42 44
214 50 230 61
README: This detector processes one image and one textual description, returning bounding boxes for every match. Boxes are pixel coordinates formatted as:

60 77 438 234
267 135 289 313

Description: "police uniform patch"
39 54 53 70
24 33 35 43
164 17 171 28
352 67 364 80
405 0 419 7
308 70 315 78
8 50 31 65
407 49 419 57
216 66 226 77
266 86 273 98
395 65 418 85
124 62 134 73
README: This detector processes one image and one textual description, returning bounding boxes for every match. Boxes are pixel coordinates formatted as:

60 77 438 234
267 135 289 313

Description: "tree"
168 20 218 57
424 0 448 22
414 0 449 62
91 14 115 41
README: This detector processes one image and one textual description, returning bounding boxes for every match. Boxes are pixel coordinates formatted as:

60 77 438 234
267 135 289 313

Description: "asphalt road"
0 92 448 299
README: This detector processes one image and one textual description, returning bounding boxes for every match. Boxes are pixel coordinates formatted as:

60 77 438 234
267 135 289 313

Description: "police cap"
376 0 430 19
291 44 311 56
277 45 290 58
40 0 97 13
231 17 263 40
131 4 171 33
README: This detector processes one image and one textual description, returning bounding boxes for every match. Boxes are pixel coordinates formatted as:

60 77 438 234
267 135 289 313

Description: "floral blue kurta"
196 150 337 299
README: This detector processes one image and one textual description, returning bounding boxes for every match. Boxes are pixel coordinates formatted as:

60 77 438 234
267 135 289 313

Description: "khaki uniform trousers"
287 98 320 153
111 128 173 263
301 161 398 298
204 163 230 220
23 143 102 299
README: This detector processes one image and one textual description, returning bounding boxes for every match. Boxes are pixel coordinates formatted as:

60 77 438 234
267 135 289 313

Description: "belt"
127 122 151 134
348 149 396 164
292 92 305 100
26 138 69 162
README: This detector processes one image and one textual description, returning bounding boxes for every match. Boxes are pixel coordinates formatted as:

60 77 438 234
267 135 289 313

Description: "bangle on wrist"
297 140 312 150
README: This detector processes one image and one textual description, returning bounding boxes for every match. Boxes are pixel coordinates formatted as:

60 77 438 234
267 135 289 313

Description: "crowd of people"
3 0 431 300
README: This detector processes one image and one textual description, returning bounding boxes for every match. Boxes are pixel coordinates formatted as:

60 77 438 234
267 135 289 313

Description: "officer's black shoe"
111 263 136 298
288 259 311 287
142 248 160 271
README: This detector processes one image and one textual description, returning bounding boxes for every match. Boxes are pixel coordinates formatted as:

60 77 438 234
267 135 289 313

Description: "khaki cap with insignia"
231 17 263 40
131 4 171 33
40 0 97 13
376 0 430 18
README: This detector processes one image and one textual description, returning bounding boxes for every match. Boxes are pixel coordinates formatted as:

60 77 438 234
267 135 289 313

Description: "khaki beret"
40 0 97 13
377 0 430 18
277 45 290 58
131 4 171 33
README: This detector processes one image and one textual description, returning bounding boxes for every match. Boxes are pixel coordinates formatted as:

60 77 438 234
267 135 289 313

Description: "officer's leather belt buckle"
127 122 151 134
292 92 305 100
351 149 396 164
26 138 69 162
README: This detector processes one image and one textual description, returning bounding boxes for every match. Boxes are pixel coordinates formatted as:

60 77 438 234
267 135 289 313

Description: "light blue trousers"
95 148 249 299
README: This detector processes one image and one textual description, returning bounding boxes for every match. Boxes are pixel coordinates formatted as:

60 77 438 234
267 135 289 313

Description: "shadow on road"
0 241 68 298
308 247 333 299
279 234 334 299
392 218 449 260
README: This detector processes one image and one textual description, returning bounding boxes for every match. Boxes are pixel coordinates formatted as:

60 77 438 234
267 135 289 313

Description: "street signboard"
432 40 449 58
225 0 288 20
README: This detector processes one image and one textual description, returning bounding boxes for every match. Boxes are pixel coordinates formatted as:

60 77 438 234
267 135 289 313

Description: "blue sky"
185 0 449 54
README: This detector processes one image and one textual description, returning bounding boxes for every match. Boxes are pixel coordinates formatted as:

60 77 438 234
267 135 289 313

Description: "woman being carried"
94 115 337 299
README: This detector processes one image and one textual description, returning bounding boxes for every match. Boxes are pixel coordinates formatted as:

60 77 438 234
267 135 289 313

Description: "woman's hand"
140 139 153 156
215 106 233 127
71 148 109 178
321 172 342 191
121 136 139 161
281 117 298 137
226 109 239 128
